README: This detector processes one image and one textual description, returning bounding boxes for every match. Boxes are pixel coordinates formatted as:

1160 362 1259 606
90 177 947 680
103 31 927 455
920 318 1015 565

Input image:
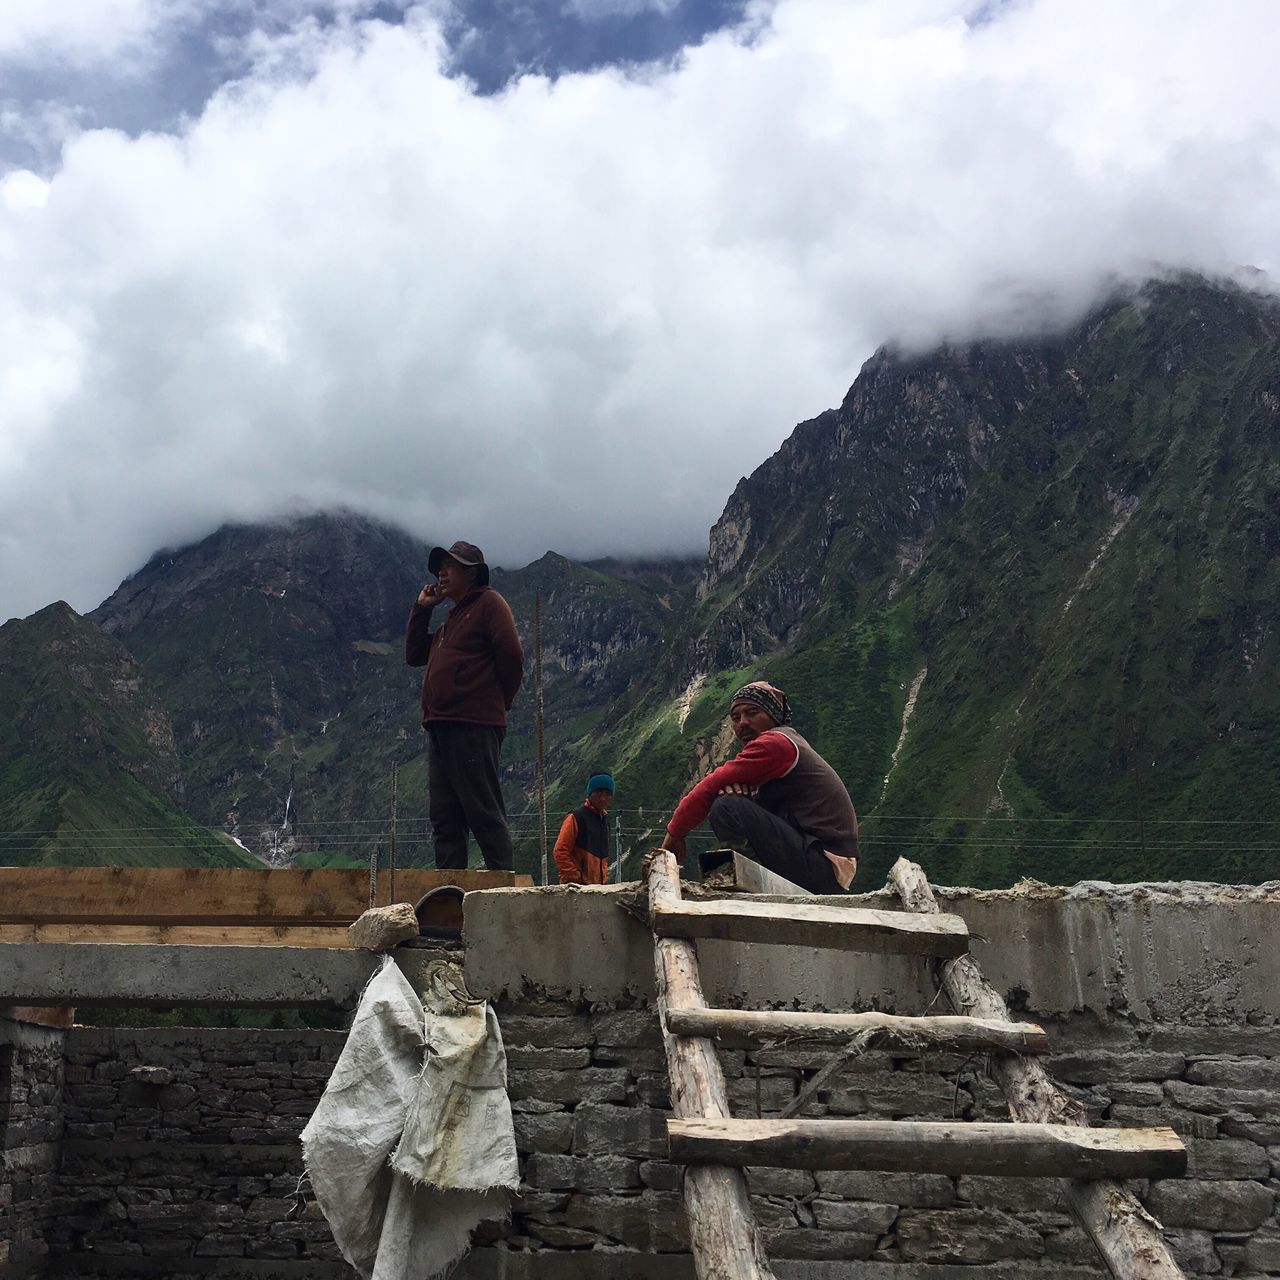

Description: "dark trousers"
708 795 843 894
426 723 514 871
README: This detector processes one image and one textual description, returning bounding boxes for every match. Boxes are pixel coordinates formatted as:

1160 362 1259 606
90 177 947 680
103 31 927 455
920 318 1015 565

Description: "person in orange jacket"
554 774 614 884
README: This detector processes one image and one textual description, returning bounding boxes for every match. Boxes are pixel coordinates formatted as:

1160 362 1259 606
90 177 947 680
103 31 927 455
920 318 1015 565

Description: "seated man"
661 681 859 894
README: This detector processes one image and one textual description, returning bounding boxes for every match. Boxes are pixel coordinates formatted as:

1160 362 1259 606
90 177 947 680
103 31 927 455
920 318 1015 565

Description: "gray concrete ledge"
0 943 443 1008
0 1014 66 1050
463 881 1280 1021
5 880 1279 1022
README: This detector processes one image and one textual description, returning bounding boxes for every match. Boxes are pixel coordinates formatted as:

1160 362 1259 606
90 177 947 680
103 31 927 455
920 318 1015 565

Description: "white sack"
301 956 518 1280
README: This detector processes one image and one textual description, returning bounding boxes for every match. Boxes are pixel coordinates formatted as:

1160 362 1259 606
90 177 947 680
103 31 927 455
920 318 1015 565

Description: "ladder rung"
652 899 969 956
667 1117 1186 1180
665 1007 1050 1055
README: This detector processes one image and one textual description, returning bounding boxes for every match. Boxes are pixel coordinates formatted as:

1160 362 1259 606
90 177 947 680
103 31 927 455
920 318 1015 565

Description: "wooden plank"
665 1006 1051 1055
890 857 1187 1280
668 1118 1187 1180
652 898 968 956
0 923 355 948
698 851 813 896
0 868 530 926
648 851 775 1280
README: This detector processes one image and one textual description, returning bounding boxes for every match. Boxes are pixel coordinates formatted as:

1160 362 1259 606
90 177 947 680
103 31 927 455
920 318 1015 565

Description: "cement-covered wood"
648 851 775 1279
889 856 1188 1280
0 924 354 948
668 1118 1187 1179
652 898 969 956
698 851 813 897
665 1006 1050 1054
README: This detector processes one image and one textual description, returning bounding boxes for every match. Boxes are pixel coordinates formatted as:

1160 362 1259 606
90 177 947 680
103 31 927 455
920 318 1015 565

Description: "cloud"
1 0 1280 620
0 0 182 68
561 0 683 20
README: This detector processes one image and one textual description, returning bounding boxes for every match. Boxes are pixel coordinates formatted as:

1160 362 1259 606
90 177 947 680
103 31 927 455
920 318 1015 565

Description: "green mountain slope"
0 602 258 867
565 277 1280 886
89 513 698 867
11 275 1276 888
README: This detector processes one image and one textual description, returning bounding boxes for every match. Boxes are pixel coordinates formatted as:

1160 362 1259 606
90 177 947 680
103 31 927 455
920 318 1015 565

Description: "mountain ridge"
3 274 1278 886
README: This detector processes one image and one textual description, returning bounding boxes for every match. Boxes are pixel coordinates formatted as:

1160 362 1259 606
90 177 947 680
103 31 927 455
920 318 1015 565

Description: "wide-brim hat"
428 540 490 586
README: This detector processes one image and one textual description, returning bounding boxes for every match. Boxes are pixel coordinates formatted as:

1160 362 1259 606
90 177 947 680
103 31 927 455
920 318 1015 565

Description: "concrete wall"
462 881 1280 1021
2 882 1280 1277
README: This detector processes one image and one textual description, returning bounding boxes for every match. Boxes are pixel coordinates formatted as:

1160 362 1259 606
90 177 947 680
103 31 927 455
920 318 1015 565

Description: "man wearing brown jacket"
405 540 524 871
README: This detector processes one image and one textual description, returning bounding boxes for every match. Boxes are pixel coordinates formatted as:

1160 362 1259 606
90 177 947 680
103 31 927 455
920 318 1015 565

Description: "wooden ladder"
647 850 1188 1280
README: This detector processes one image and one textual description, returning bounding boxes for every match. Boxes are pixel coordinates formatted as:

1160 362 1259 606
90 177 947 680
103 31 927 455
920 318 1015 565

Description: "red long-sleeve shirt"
666 730 801 839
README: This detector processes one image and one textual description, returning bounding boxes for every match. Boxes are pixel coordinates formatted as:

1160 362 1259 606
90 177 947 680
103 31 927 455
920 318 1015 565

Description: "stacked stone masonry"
3 1009 1280 1278
0 1021 64 1274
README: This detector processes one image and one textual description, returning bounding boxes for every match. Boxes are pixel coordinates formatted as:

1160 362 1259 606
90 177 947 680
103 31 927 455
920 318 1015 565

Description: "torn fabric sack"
301 956 519 1280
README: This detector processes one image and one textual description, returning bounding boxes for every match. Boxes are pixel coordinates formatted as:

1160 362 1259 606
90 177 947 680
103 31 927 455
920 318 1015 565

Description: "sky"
2 0 1279 621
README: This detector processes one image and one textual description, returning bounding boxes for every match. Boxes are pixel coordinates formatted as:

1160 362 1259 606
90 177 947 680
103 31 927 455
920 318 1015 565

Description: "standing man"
661 681 859 894
554 774 615 885
405 540 524 871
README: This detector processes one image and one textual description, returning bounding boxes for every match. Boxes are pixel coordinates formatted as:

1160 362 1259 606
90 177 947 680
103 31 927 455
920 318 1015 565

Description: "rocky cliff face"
566 276 1280 886
81 516 698 864
89 512 431 860
695 342 1062 667
5 275 1277 885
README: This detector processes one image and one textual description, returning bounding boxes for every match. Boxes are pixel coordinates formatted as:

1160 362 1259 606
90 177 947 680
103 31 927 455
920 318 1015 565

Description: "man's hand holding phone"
417 581 443 608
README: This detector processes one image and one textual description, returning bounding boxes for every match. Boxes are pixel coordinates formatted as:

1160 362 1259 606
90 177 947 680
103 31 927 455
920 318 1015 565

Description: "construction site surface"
2 862 1279 1279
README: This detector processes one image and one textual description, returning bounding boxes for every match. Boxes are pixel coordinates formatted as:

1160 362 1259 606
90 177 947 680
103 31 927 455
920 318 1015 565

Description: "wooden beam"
0 923 356 948
652 898 969 957
648 851 775 1280
0 868 529 927
889 857 1187 1280
665 1006 1051 1055
668 1118 1187 1181
698 851 813 896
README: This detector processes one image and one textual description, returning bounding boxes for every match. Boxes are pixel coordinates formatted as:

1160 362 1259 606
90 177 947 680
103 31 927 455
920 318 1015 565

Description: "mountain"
5 274 1276 887
90 512 431 863
564 276 1280 886
87 512 699 867
0 601 257 867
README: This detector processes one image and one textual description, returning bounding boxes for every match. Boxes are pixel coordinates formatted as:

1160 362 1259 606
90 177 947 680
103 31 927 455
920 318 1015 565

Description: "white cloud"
2 0 1280 620
0 0 177 67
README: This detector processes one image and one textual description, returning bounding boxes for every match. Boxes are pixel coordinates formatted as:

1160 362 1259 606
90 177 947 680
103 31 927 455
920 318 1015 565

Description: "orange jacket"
554 805 610 884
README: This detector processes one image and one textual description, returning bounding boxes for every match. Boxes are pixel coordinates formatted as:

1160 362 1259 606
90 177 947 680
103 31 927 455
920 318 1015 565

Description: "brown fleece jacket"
405 586 524 727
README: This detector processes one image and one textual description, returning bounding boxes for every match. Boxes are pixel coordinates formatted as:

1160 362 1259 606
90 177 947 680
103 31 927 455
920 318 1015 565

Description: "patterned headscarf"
729 681 792 726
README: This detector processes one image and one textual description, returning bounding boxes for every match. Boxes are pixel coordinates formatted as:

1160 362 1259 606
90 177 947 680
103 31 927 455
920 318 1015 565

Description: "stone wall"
3 882 1280 1277
476 997 1280 1279
43 1028 348 1278
11 1003 1280 1278
0 1019 65 1275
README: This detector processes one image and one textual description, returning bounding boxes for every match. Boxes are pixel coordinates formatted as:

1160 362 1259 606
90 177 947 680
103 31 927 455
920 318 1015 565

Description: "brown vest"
755 727 860 859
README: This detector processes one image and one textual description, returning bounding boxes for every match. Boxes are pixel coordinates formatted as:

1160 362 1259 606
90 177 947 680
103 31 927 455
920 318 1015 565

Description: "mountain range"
2 275 1277 887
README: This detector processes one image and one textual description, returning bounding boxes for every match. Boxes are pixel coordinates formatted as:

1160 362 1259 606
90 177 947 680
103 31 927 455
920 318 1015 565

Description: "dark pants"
708 795 843 894
426 723 514 871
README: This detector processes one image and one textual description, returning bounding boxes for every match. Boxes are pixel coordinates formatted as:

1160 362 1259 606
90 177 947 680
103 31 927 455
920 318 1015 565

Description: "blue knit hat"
587 773 615 795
